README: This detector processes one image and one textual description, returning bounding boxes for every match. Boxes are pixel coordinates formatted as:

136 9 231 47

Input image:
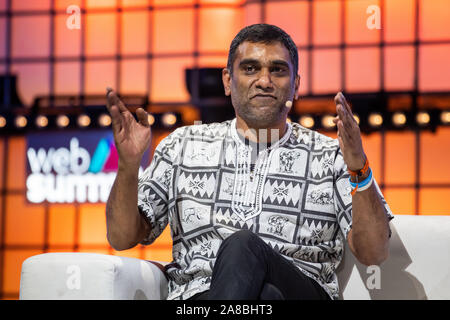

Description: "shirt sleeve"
137 127 185 245
333 147 394 240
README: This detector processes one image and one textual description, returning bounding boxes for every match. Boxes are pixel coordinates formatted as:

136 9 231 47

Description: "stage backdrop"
0 0 450 299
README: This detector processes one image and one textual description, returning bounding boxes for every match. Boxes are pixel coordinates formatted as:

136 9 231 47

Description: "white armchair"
19 215 450 300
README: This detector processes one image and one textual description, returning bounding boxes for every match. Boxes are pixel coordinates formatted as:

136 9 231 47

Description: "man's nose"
255 68 273 90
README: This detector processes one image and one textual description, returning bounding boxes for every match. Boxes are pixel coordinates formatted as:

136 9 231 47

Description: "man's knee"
221 230 261 251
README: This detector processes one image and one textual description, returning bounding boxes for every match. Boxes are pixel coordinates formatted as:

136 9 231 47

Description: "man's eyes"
244 65 256 73
242 65 287 74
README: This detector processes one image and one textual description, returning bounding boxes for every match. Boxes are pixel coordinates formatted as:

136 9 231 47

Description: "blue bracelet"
349 168 373 188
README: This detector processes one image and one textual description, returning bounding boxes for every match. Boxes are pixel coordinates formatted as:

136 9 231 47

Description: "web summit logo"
26 135 119 203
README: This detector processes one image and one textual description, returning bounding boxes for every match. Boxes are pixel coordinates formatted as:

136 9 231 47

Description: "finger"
332 116 339 124
106 87 113 111
337 120 351 142
107 88 128 113
336 103 349 127
136 108 150 127
339 92 356 122
109 105 123 133
337 135 345 153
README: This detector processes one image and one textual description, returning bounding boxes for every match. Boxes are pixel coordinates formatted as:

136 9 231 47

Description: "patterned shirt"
137 118 394 300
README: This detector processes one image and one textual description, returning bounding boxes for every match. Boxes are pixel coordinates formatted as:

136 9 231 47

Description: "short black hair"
227 24 299 77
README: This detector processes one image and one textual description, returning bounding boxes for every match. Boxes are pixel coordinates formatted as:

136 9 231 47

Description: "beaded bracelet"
349 168 373 196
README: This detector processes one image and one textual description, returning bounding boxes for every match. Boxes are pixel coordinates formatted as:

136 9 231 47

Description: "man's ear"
222 68 231 96
294 74 300 100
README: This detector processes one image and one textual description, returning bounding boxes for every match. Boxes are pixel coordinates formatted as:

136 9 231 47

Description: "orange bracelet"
347 157 370 177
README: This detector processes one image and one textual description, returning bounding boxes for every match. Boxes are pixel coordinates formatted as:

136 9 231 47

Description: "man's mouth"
251 94 277 100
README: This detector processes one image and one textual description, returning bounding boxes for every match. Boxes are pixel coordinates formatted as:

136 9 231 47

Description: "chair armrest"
19 252 168 300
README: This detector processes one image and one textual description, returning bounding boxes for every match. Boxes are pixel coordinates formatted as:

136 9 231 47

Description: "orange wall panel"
266 1 309 47
384 46 415 91
419 44 450 92
345 47 380 93
54 62 81 95
153 8 194 54
54 14 82 58
84 60 117 95
11 16 50 58
312 49 341 94
419 0 450 41
385 132 415 185
48 204 76 247
420 128 450 184
313 0 341 46
120 59 148 94
385 0 415 43
121 11 149 55
85 13 117 56
78 203 108 246
4 195 45 246
345 0 380 44
0 138 4 190
150 57 194 102
383 188 415 215
361 133 382 184
6 137 25 191
143 247 172 262
86 0 117 10
10 63 50 106
419 188 450 215
199 8 243 52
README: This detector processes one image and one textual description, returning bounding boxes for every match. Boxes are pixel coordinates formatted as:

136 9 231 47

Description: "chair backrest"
336 215 450 300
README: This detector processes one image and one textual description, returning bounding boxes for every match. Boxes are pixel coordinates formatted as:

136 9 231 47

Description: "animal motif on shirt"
307 189 334 205
267 215 290 236
188 143 216 162
182 207 206 223
279 150 301 173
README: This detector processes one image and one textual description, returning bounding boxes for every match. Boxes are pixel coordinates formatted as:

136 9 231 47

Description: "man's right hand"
106 87 151 170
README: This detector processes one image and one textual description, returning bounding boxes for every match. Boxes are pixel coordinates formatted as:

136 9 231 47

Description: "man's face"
223 41 299 129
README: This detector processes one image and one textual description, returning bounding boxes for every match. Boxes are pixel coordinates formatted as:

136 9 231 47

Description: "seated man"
105 23 394 300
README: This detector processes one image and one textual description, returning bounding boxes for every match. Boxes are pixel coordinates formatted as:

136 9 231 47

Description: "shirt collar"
230 117 292 151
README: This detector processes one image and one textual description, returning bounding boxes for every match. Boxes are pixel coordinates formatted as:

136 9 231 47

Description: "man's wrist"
118 159 141 175
350 169 370 182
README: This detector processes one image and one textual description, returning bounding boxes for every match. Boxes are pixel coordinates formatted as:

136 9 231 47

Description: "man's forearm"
350 180 390 266
106 162 148 251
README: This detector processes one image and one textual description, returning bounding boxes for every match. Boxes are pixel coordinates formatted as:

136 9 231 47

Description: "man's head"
223 24 300 130
227 24 299 79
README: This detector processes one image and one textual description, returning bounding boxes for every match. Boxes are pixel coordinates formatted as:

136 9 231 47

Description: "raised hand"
333 92 366 172
106 87 151 169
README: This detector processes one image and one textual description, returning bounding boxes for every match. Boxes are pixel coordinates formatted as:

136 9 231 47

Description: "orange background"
1 0 450 299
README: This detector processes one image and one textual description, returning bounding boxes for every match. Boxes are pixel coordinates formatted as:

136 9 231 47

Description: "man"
105 24 393 300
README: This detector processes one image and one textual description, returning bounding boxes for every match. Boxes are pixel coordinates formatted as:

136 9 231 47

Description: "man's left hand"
333 92 366 172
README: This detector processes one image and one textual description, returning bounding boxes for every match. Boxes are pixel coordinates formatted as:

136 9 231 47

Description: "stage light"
440 111 450 124
286 117 292 123
0 116 6 128
56 115 70 128
147 114 155 126
392 112 407 127
98 114 111 127
15 115 27 128
299 115 314 128
35 115 49 128
321 114 336 129
353 114 360 125
416 111 430 126
78 114 91 127
161 113 177 127
368 113 383 127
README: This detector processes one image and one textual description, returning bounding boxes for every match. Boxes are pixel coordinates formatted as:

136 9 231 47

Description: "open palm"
106 88 151 168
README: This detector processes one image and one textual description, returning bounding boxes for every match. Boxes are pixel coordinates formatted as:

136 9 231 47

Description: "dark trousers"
189 230 330 300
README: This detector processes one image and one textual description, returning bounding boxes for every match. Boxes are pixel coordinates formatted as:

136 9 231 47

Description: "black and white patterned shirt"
137 118 394 300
